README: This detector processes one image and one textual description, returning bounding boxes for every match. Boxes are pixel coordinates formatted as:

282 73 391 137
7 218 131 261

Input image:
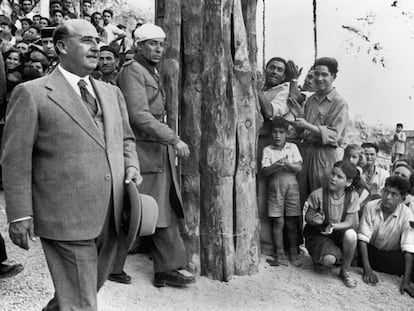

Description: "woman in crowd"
4 48 23 101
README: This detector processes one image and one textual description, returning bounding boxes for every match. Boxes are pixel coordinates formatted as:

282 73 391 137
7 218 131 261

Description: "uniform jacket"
117 55 184 222
1 68 139 241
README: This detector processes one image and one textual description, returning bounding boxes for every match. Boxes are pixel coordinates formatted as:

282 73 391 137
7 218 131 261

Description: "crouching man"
358 176 414 297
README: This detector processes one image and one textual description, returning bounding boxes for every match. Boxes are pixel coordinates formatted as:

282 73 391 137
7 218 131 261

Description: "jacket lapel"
45 69 106 149
91 78 114 149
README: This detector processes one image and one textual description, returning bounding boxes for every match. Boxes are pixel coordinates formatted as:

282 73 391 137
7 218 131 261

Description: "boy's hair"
361 142 379 153
385 175 411 196
344 144 362 158
270 117 289 131
313 57 338 75
396 123 403 128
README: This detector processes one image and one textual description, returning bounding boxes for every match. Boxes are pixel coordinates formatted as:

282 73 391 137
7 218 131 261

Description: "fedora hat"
123 183 158 250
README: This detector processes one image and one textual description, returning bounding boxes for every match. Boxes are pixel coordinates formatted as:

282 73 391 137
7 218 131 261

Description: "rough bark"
180 0 204 275
200 0 236 281
161 0 181 132
232 0 260 276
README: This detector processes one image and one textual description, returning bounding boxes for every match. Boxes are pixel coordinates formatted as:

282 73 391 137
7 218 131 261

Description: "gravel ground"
1 192 414 311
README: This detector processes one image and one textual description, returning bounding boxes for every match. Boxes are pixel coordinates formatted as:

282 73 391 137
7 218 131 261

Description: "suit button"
105 174 111 181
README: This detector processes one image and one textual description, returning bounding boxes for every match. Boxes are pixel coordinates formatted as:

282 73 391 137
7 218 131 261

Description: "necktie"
78 79 98 116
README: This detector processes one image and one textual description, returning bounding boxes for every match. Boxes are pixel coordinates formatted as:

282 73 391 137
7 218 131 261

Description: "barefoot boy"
262 117 303 266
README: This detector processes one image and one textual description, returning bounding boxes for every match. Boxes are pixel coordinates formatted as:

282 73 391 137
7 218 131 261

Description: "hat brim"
124 183 142 250
138 194 158 236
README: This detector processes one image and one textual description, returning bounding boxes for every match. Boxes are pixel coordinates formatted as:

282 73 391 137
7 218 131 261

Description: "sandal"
340 270 357 288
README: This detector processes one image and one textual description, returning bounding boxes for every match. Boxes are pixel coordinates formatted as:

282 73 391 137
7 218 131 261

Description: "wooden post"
155 0 260 281
180 0 204 275
200 0 236 281
232 0 260 276
160 0 181 132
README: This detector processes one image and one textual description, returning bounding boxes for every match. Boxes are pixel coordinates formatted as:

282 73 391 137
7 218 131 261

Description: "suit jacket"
1 68 139 241
117 58 184 223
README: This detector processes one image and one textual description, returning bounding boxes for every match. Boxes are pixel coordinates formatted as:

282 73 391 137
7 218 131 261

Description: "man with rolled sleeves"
1 19 141 310
114 23 195 287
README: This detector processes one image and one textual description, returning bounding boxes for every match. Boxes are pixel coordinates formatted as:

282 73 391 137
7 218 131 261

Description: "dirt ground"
1 195 414 311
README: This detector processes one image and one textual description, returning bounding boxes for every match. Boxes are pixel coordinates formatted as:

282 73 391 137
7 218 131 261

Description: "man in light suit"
1 19 141 310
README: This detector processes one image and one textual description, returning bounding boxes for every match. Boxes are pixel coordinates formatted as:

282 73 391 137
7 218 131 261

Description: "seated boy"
262 117 303 266
358 176 414 297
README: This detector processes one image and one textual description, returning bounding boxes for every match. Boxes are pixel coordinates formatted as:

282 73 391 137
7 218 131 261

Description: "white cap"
134 23 166 42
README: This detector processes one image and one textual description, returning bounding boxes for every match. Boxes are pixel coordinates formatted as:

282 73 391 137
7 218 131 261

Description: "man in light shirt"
102 9 125 45
358 176 414 297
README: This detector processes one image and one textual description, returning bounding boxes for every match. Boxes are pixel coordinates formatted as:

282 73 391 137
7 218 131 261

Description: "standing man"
1 19 141 310
40 27 59 74
102 9 126 46
361 142 389 198
115 23 196 287
392 123 406 163
293 57 349 207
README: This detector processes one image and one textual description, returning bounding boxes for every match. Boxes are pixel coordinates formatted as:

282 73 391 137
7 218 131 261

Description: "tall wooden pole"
180 0 204 275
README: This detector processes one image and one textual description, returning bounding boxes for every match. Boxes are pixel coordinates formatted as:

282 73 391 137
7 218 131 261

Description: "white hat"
134 23 166 42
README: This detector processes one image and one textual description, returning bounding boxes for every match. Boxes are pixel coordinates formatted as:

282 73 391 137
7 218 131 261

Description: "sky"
257 0 414 128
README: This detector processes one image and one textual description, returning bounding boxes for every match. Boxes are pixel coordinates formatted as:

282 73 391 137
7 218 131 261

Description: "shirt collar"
58 65 93 97
315 87 336 102
376 200 402 218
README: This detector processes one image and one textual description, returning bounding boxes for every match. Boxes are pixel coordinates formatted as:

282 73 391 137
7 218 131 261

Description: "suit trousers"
41 202 118 311
0 233 7 263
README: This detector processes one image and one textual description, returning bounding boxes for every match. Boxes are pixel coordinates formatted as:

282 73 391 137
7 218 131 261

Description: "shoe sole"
153 278 196 288
0 264 24 279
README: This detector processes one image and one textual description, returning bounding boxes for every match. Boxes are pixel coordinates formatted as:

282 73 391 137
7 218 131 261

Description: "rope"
262 0 266 70
313 0 318 60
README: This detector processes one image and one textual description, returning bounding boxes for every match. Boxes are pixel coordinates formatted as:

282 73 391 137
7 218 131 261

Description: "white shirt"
104 23 126 44
58 64 97 99
261 142 302 168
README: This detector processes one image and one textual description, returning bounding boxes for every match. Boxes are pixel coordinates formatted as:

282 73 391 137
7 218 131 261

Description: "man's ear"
55 40 66 55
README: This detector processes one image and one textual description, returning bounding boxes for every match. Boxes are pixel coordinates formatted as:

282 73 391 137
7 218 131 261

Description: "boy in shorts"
262 117 303 266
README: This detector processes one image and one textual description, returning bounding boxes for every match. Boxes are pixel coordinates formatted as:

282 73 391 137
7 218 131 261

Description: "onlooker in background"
361 142 389 198
91 11 107 45
0 15 16 51
15 40 30 55
4 48 23 99
97 45 119 85
391 162 414 211
14 17 32 42
32 13 41 26
39 16 49 28
81 0 92 17
61 0 77 18
102 9 125 46
20 0 36 20
50 9 64 26
82 13 91 23
262 117 303 267
392 123 406 163
49 0 62 14
22 24 40 42
358 176 414 297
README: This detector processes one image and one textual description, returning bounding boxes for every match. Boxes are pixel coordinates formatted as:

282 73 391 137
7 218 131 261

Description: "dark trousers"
364 244 414 282
42 206 118 311
0 233 7 263
112 209 187 274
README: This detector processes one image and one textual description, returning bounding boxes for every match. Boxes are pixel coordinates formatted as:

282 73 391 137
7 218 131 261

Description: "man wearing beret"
115 23 196 287
97 45 119 85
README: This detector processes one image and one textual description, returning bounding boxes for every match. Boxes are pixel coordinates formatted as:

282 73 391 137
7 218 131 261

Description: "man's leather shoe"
108 271 131 284
153 269 196 287
0 263 23 279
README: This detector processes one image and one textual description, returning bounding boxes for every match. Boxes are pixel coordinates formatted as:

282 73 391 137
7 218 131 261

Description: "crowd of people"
0 1 413 310
258 55 414 295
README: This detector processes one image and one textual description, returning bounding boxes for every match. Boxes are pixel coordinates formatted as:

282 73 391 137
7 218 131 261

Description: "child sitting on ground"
261 117 303 267
304 161 360 288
